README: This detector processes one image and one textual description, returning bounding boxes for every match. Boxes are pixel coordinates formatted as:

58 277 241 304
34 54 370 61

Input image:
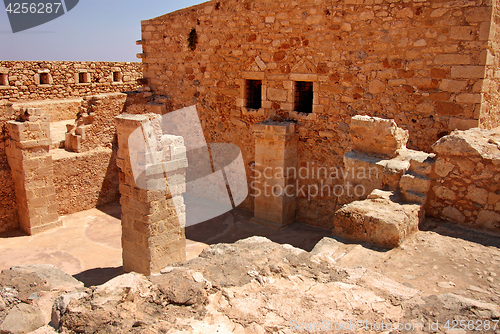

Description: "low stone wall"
52 148 119 216
0 61 142 102
428 128 500 231
12 99 83 122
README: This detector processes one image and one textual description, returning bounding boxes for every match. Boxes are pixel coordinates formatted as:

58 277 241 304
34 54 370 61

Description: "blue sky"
0 0 206 61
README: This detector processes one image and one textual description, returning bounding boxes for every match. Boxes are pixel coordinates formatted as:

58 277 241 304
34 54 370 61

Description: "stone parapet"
0 61 142 102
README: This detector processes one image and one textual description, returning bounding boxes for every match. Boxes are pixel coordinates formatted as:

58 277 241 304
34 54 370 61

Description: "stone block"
334 193 422 248
349 115 408 158
451 66 485 79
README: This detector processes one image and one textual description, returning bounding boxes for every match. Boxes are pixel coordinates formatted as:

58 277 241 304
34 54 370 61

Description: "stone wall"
139 0 499 228
0 106 18 233
0 61 142 102
52 148 120 215
65 93 129 153
428 128 500 231
0 90 149 233
480 0 500 129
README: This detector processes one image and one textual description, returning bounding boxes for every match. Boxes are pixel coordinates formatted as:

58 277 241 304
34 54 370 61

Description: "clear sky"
0 0 206 62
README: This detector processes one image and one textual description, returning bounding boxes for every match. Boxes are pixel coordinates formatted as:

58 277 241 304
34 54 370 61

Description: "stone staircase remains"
333 116 435 248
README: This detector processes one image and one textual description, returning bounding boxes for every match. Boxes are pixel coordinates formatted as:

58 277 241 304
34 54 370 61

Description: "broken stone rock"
0 303 45 334
350 115 409 158
334 192 422 248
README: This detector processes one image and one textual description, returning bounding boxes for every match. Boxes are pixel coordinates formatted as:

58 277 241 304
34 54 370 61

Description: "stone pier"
115 113 187 275
252 121 298 229
5 108 61 235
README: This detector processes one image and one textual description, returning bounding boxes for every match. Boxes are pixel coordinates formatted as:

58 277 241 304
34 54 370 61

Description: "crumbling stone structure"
0 61 141 102
139 0 500 228
0 59 149 232
429 128 500 230
335 115 500 247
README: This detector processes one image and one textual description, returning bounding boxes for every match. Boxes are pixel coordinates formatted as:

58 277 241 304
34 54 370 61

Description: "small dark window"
78 72 88 83
39 73 50 85
294 81 313 114
245 79 262 109
113 72 122 82
0 73 7 86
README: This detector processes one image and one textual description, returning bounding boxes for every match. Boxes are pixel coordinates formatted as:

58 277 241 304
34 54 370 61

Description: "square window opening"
113 72 122 82
39 73 50 85
294 81 313 114
245 79 262 109
78 72 88 83
0 73 8 86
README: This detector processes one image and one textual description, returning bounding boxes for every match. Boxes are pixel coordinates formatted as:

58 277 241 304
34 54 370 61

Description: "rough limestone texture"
350 115 409 158
65 93 129 153
48 235 500 333
428 127 500 231
343 116 434 203
334 191 423 248
139 0 500 228
115 113 187 276
51 148 119 215
4 108 61 235
0 61 141 102
252 121 298 228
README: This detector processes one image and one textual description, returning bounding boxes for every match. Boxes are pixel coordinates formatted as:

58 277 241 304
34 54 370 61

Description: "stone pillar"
251 121 298 229
115 113 187 276
5 108 61 235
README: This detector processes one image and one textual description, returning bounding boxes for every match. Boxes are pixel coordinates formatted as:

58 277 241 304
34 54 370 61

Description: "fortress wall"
0 61 142 102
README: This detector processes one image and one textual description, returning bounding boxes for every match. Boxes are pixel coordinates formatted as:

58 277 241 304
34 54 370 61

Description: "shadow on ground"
73 266 124 287
185 208 332 252
421 218 500 249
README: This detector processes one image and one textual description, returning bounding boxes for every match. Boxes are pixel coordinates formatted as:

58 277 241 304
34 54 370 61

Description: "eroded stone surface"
334 192 422 248
350 115 409 158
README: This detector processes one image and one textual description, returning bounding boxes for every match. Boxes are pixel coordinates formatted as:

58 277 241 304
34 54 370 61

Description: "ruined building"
137 0 500 230
0 0 500 275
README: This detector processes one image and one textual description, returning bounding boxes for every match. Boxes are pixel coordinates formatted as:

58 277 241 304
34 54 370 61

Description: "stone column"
5 108 61 235
251 121 298 229
115 113 187 276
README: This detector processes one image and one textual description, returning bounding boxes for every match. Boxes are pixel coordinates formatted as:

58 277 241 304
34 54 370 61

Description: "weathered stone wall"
52 148 120 215
140 0 498 228
65 93 128 153
0 90 150 233
479 0 500 129
0 61 142 102
0 105 18 233
11 99 83 122
428 128 500 231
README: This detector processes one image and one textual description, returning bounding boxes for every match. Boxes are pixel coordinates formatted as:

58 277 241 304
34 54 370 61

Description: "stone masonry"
429 128 500 231
0 61 141 102
252 121 298 228
139 0 500 228
4 108 61 235
334 116 426 247
115 113 187 275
